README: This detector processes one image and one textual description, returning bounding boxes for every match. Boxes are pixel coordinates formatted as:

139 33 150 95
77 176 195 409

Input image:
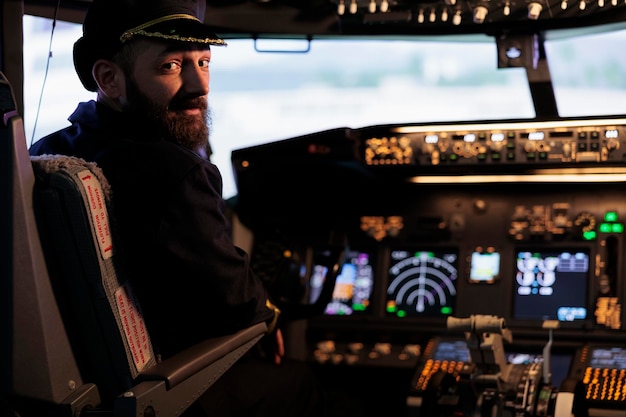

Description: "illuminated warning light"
386 301 398 313
583 230 597 241
491 133 505 142
440 306 453 315
604 211 619 222
464 133 476 143
397 310 407 318
598 221 623 234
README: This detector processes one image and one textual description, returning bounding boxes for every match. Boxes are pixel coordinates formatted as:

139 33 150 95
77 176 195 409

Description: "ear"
92 59 126 100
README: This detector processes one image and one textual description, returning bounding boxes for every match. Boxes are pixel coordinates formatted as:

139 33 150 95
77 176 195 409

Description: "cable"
30 0 61 146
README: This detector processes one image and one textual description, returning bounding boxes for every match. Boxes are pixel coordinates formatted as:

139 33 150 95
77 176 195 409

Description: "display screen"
309 249 375 316
308 264 329 304
434 340 470 362
513 249 589 321
386 249 458 317
469 250 501 283
590 347 626 370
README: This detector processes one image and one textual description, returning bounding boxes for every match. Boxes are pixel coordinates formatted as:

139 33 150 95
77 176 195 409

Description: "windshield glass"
545 27 626 118
23 15 626 198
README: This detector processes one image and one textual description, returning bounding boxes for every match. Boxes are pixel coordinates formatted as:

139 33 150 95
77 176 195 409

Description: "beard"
123 76 212 154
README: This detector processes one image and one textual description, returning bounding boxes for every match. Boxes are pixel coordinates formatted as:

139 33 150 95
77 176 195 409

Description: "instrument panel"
285 183 625 332
232 117 626 417
362 118 626 168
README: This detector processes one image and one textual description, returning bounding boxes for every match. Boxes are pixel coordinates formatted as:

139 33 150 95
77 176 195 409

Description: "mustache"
168 96 207 112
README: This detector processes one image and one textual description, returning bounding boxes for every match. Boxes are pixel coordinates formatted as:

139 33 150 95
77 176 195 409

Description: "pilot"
28 0 324 416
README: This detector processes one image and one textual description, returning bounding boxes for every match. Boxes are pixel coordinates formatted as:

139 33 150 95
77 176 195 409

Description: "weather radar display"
386 250 458 317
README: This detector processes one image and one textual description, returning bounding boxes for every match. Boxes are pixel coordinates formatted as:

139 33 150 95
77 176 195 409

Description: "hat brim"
120 16 227 46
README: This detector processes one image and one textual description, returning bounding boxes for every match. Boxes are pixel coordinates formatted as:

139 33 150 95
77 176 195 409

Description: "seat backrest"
30 154 157 403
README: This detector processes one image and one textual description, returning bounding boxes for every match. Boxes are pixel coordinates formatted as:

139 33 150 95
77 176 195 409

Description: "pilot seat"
1 70 267 417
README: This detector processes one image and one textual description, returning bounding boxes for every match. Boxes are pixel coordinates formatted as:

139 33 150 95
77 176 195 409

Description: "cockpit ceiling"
23 0 626 38
204 0 626 37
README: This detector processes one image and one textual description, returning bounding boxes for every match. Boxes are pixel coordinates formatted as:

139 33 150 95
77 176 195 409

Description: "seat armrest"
138 322 267 389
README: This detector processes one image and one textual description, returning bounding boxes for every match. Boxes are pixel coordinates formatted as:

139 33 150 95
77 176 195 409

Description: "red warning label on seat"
115 283 153 371
77 170 114 259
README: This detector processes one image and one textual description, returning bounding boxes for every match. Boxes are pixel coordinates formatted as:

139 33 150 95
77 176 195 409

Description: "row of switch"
312 340 421 366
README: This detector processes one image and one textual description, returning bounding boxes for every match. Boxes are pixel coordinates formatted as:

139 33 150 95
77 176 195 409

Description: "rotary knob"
574 212 596 232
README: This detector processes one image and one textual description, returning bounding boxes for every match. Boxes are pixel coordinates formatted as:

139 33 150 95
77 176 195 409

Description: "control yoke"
447 315 513 385
448 315 559 387
416 315 568 416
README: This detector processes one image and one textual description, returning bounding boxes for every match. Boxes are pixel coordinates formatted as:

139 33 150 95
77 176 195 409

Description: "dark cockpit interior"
4 1 626 416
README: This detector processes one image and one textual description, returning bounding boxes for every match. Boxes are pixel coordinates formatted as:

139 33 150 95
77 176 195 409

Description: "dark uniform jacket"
29 100 275 357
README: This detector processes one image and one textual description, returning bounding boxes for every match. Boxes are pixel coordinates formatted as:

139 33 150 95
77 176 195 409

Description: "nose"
182 63 209 97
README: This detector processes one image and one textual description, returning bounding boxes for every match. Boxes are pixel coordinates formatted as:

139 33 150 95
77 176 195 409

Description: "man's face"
121 39 212 152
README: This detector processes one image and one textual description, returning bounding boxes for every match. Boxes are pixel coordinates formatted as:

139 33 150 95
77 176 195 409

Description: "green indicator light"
599 223 612 233
612 223 624 233
538 388 551 400
397 310 407 318
353 304 366 311
441 306 453 315
605 211 619 222
386 306 397 313
583 230 597 240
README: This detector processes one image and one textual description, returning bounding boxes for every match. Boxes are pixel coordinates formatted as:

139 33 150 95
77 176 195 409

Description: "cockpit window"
22 15 626 198
545 27 626 118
